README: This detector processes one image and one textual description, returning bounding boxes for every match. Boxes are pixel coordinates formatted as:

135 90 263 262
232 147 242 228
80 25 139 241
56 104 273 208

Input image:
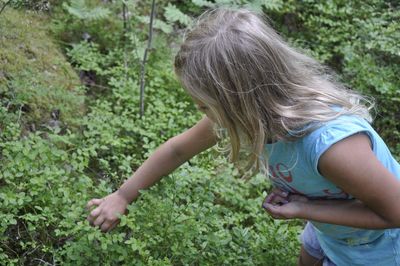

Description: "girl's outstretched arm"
86 116 217 232
116 116 217 203
264 133 400 229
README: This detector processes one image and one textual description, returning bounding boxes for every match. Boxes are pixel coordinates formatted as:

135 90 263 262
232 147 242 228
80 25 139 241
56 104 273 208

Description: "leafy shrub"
55 159 301 266
2 0 399 265
1 10 302 263
0 108 94 264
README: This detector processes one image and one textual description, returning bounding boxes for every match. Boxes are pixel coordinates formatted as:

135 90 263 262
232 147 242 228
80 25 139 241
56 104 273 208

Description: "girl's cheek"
204 111 216 122
197 107 215 121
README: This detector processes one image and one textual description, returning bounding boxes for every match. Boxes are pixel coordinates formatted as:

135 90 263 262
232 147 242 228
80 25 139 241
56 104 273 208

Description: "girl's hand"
262 188 308 219
86 191 129 232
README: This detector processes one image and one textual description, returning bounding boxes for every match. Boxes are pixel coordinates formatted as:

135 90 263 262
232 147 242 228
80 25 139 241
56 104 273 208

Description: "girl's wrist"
293 201 310 220
116 188 135 204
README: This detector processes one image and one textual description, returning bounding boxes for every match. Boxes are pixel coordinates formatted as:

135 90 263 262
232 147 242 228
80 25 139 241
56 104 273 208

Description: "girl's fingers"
102 218 121 233
264 193 288 205
85 195 125 233
264 193 275 204
87 207 102 224
270 195 289 205
93 216 105 227
86 198 103 210
105 222 116 233
107 220 120 233
271 188 289 198
263 202 283 219
100 221 112 232
90 207 102 218
288 194 308 202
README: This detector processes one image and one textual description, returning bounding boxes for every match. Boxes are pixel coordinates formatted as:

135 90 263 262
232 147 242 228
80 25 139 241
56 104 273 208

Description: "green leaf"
164 4 192 26
63 0 111 21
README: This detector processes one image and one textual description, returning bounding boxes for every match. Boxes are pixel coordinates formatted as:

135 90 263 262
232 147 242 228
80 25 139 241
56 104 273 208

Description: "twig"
122 1 127 33
122 1 128 81
1 242 19 257
139 0 156 117
17 104 23 123
32 258 54 266
0 0 12 16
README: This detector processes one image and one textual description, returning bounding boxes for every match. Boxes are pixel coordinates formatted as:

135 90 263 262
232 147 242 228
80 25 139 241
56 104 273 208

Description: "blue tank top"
264 114 400 265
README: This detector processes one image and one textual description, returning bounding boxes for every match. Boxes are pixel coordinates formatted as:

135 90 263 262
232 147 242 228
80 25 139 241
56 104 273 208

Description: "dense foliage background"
0 0 399 265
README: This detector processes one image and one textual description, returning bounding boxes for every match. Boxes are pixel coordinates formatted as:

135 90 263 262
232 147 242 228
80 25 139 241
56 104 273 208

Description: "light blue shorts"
300 222 336 266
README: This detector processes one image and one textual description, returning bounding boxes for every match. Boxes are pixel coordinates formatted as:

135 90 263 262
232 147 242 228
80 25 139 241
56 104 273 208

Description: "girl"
86 8 400 265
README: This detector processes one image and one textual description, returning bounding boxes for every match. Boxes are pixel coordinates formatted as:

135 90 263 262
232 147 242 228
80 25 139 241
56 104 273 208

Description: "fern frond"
138 16 173 34
63 0 110 21
164 4 192 26
261 0 284 11
191 0 215 8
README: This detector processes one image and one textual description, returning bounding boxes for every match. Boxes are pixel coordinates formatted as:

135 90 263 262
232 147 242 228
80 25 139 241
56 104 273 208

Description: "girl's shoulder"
304 114 375 148
301 114 380 172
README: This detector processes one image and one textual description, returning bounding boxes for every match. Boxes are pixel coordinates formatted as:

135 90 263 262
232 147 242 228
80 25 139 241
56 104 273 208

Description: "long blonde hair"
174 8 373 175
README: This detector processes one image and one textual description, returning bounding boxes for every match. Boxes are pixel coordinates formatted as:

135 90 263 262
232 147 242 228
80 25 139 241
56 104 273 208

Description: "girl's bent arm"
117 116 217 204
264 133 400 229
302 133 400 229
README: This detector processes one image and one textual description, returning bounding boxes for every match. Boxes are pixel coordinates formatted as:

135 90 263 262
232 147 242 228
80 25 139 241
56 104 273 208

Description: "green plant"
63 0 110 21
2 1 399 264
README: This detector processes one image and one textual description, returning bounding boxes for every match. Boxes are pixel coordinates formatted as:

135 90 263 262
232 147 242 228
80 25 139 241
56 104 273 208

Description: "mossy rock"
0 9 84 130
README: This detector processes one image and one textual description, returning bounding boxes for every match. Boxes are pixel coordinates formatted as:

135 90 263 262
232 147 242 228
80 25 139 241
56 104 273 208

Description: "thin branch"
122 1 128 81
1 242 19 257
139 0 156 117
32 258 54 266
122 2 127 34
0 0 13 15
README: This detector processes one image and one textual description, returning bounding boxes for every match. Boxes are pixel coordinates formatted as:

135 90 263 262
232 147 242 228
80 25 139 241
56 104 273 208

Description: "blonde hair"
174 8 373 176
